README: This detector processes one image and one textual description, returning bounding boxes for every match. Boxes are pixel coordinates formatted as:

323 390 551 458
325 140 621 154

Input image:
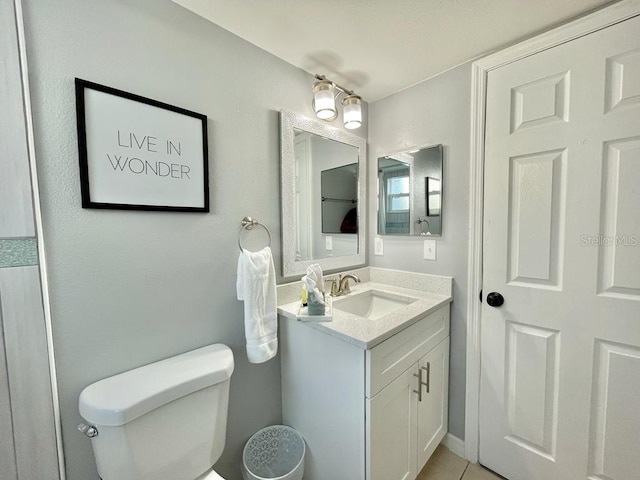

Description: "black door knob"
486 292 504 307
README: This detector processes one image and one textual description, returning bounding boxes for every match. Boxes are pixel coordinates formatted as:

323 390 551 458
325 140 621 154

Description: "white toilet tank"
79 344 234 480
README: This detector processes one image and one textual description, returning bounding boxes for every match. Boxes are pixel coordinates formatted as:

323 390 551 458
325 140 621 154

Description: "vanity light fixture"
312 74 362 130
312 79 337 120
342 95 362 130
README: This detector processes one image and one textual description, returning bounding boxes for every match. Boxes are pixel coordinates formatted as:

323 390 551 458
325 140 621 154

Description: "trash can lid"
242 425 305 480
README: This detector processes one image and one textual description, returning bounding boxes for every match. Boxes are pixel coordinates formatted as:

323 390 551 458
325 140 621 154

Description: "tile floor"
417 445 505 480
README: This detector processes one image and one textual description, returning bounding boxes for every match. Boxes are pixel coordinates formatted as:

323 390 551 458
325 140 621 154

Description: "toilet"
78 344 234 480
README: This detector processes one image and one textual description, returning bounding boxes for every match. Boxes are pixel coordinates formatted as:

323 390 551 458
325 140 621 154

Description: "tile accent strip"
0 238 38 268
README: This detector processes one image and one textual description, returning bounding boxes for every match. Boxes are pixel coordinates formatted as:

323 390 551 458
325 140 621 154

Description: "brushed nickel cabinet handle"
421 363 430 393
413 369 423 402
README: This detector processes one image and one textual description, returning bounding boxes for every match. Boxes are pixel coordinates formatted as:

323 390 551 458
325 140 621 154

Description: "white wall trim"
441 433 465 459
464 0 640 464
14 0 66 478
464 59 486 464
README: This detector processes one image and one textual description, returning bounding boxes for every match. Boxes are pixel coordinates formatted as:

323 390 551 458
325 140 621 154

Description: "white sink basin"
333 289 418 320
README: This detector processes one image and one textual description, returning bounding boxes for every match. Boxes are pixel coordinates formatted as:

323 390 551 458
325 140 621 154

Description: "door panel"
598 137 640 298
588 341 640 480
481 14 640 480
605 48 640 113
504 322 559 460
510 70 570 133
507 149 565 289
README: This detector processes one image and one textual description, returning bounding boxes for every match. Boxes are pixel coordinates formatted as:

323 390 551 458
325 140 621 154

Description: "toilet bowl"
79 344 234 480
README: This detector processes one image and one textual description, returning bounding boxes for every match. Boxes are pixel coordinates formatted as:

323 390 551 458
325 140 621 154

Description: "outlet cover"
325 236 333 251
423 239 436 260
374 237 384 256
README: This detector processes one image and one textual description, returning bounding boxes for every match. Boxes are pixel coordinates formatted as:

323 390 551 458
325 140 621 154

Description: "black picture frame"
75 78 209 212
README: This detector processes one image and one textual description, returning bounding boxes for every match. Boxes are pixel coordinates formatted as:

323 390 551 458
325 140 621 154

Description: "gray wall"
368 63 472 440
22 1 366 479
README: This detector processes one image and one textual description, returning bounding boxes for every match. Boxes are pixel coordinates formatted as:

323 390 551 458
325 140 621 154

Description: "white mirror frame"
280 110 367 278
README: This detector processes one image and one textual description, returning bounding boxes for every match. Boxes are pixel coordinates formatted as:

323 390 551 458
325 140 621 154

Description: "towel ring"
416 216 431 234
238 216 272 252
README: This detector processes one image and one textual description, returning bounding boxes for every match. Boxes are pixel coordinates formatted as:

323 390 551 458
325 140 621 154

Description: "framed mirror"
377 144 443 236
280 110 366 278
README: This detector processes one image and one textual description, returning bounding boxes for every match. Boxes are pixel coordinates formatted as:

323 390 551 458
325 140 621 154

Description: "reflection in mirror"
281 111 366 278
377 145 443 236
321 163 358 234
426 177 441 216
294 129 359 261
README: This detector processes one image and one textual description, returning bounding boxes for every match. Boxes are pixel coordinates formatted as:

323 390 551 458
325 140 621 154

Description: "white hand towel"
236 246 277 364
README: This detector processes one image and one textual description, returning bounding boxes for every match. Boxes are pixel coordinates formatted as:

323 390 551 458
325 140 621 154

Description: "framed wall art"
75 78 209 212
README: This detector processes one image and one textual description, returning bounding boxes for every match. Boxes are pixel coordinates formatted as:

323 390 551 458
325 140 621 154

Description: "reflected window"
386 176 410 213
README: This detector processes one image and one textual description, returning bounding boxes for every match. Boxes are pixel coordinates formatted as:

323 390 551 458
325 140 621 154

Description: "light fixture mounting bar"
314 74 354 96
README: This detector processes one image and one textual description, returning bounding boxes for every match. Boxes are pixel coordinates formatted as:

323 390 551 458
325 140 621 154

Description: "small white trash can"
241 425 305 480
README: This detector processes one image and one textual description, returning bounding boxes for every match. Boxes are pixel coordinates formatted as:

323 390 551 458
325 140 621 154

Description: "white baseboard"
441 433 465 458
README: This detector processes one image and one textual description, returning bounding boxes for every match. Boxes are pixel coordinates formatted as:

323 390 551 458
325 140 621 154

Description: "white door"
480 14 640 480
368 367 417 480
417 338 449 471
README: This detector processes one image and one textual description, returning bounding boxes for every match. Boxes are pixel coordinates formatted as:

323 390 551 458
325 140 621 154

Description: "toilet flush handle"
78 423 98 438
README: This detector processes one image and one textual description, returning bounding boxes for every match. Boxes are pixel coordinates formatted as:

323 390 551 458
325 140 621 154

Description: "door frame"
464 0 640 463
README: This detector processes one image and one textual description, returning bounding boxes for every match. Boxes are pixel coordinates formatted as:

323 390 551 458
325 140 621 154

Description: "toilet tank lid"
79 343 234 427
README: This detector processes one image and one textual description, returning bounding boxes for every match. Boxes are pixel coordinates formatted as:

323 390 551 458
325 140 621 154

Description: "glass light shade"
312 80 337 120
342 95 362 129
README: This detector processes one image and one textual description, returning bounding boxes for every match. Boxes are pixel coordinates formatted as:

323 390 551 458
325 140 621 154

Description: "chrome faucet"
338 273 361 295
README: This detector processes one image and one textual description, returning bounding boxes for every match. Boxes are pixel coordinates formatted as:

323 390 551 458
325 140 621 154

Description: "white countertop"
277 281 452 349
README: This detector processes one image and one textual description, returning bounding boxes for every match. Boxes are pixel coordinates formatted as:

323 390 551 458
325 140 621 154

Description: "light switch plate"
325 236 333 251
374 237 384 256
423 239 436 260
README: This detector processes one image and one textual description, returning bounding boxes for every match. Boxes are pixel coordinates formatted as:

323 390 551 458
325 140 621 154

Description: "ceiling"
171 0 615 101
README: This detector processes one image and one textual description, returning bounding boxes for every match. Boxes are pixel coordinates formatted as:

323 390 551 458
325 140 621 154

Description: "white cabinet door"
481 14 640 480
368 366 418 480
417 337 450 472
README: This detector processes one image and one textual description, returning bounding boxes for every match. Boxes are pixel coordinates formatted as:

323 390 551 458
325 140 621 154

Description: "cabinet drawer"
366 306 449 398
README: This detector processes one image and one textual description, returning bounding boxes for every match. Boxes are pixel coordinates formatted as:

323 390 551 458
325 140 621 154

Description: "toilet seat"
195 469 225 480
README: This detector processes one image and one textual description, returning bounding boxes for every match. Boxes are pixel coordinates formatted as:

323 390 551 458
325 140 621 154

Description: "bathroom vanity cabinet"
280 303 450 480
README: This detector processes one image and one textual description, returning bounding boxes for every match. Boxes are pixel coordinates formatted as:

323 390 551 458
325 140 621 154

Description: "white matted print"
75 79 209 212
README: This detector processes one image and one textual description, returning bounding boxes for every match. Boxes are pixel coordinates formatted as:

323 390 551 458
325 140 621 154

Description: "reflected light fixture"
312 74 362 129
